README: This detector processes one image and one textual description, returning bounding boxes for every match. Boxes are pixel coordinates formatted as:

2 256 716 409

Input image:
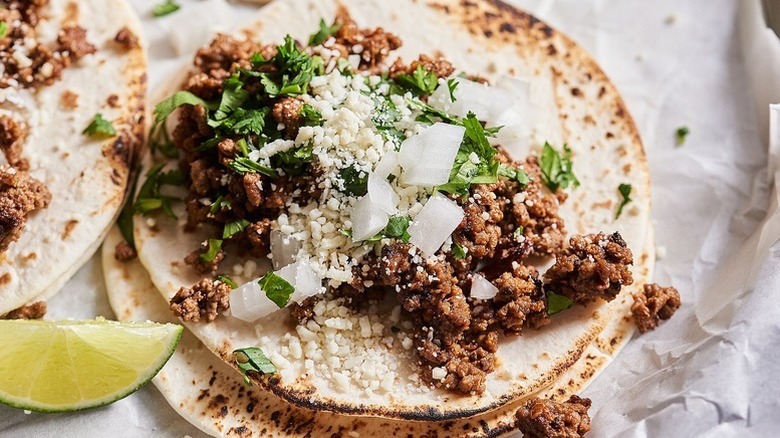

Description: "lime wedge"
0 318 182 413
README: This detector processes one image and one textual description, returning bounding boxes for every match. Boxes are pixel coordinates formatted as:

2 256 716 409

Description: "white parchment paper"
2 0 779 436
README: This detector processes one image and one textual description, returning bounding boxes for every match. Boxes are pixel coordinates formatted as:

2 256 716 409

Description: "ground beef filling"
114 26 139 50
0 115 29 170
0 1 97 89
170 278 231 323
114 241 137 262
544 232 634 304
515 395 592 438
1 301 46 320
631 283 681 333
0 167 51 253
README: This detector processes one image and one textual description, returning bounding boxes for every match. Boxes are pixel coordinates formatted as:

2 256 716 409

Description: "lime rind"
0 320 183 413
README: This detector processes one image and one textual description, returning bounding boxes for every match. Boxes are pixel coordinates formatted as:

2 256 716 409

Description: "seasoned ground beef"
185 243 225 275
114 241 137 261
332 9 402 71
57 26 97 61
631 283 681 333
271 97 304 138
544 232 634 304
490 264 549 333
0 115 28 170
0 167 51 253
2 301 46 320
114 26 139 50
389 54 455 81
515 395 592 438
453 183 503 259
170 278 231 322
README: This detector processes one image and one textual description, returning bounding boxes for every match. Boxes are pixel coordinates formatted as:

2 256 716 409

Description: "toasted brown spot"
107 94 119 108
62 219 78 239
60 90 79 110
0 272 10 284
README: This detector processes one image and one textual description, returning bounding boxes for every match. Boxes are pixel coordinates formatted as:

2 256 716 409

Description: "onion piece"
230 259 324 322
368 172 398 214
407 193 465 256
470 274 499 300
229 280 279 323
374 150 399 179
399 123 465 187
429 78 512 122
270 229 300 270
491 76 533 158
350 194 389 241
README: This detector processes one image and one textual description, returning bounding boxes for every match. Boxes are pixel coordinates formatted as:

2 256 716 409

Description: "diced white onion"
230 259 324 322
270 229 300 270
429 78 512 122
407 193 464 256
374 150 399 179
350 194 389 241
470 274 499 300
229 281 279 323
399 123 465 187
368 172 398 214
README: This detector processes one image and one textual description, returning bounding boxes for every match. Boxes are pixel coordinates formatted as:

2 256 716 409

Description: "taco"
129 0 652 421
0 0 146 315
103 226 643 436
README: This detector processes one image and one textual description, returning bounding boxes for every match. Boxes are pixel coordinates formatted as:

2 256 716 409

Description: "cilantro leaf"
83 113 116 137
132 164 184 217
215 275 238 289
436 112 501 196
308 19 342 46
223 219 250 239
498 164 530 188
258 272 295 308
384 216 411 242
152 0 180 17
675 126 690 146
209 195 231 216
301 104 323 126
338 166 368 196
395 65 439 96
274 144 313 175
200 239 223 263
452 243 468 260
154 91 213 123
0 22 8 39
615 183 633 219
539 142 580 192
371 94 404 147
547 291 574 315
256 36 318 98
447 78 459 102
218 108 268 136
513 226 525 241
233 347 276 385
229 157 278 178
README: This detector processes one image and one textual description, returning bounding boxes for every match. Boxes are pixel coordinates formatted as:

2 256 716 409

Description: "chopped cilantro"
308 19 342 46
233 347 276 385
258 272 295 308
447 78 459 102
498 164 530 188
117 173 139 249
371 94 404 147
209 195 231 216
82 113 116 137
200 239 223 263
150 91 215 157
676 126 690 146
274 144 313 175
301 104 323 126
152 0 180 17
436 112 500 196
539 142 579 192
452 243 468 260
223 219 250 239
615 183 633 219
410 99 460 125
132 164 184 217
337 58 353 76
384 216 411 243
216 275 238 289
0 22 8 39
395 65 439 96
338 166 368 196
256 35 318 98
229 157 278 178
547 291 574 315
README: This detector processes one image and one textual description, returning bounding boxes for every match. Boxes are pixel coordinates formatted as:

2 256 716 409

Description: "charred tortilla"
130 0 650 420
103 226 650 436
0 0 146 314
